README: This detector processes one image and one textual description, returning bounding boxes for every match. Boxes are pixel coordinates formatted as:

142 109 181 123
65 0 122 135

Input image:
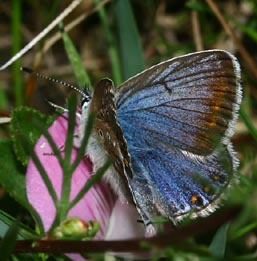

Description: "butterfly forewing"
116 50 241 156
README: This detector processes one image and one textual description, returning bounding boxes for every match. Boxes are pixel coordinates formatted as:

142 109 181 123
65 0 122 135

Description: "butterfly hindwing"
128 141 235 222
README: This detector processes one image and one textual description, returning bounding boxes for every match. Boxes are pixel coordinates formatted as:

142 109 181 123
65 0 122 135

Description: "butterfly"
77 49 242 235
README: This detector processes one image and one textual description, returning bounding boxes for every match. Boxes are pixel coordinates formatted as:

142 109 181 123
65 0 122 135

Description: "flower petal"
26 113 145 260
26 114 115 238
105 199 145 240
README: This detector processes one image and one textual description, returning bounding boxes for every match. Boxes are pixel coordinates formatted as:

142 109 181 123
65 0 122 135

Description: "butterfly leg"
133 194 158 237
43 144 65 156
129 174 160 237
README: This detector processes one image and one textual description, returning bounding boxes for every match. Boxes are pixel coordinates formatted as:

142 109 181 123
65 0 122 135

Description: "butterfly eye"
81 96 91 108
81 87 91 108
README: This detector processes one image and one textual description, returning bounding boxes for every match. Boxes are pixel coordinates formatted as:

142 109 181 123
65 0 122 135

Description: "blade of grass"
11 0 23 106
45 0 62 25
71 113 95 173
94 0 122 85
68 160 112 211
21 136 58 210
23 119 64 232
60 24 92 89
0 219 19 261
113 0 145 81
0 0 84 71
21 116 68 223
24 136 57 234
28 117 69 229
0 210 36 239
64 95 77 166
209 222 229 258
230 221 257 241
240 108 257 143
60 95 78 219
0 83 8 109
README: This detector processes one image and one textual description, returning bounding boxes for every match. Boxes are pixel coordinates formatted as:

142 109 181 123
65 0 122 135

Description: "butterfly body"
79 50 242 235
79 79 133 203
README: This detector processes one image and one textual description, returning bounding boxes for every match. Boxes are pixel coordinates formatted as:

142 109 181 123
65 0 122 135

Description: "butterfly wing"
127 141 234 224
117 50 241 155
116 50 242 224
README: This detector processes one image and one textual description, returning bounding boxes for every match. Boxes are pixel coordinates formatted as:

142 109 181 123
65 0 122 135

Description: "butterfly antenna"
21 67 91 102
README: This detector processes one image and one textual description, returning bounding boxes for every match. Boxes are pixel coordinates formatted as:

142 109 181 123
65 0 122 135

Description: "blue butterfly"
79 49 242 235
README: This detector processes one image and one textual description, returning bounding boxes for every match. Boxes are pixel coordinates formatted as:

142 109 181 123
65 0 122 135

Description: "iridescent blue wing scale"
116 50 242 225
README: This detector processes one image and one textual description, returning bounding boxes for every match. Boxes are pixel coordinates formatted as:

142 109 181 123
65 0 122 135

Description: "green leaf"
10 106 53 166
0 139 27 208
0 219 19 261
209 222 230 258
60 24 91 88
0 139 45 234
113 0 145 81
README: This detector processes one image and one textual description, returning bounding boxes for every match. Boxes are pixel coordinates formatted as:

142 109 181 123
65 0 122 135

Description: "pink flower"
26 113 145 259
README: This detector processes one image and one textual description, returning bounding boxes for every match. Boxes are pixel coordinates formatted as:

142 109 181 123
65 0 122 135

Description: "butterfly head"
81 86 92 109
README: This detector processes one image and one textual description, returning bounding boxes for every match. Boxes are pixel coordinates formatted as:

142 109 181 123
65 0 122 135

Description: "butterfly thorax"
79 78 133 203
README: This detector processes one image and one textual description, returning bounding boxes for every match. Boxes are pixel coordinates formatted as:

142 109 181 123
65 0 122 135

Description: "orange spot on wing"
191 194 198 204
212 175 219 181
204 186 210 193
